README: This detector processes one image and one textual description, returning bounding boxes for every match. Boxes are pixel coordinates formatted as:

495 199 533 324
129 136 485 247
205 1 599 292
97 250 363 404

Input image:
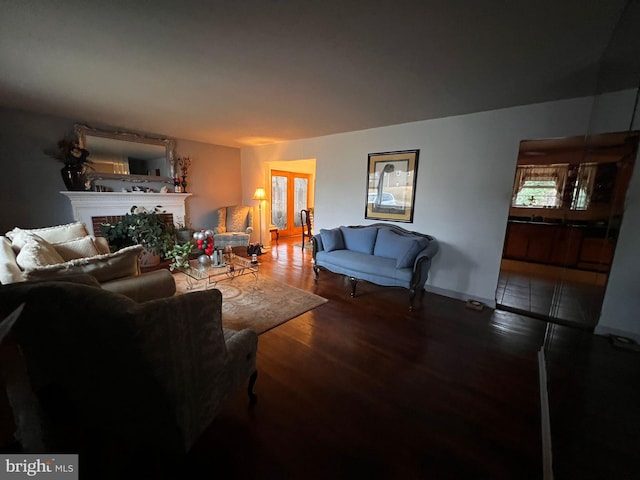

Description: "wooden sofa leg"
349 277 358 297
248 371 258 405
313 265 319 281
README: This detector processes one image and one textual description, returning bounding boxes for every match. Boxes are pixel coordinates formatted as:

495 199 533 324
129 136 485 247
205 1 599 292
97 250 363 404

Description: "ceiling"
0 0 636 148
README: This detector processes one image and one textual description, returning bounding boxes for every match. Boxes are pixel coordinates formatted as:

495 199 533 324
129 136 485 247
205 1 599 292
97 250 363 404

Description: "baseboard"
594 325 640 344
424 285 496 309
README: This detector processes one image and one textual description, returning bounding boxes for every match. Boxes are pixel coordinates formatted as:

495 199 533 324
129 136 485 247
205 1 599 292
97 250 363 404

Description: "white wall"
595 107 640 341
242 91 640 339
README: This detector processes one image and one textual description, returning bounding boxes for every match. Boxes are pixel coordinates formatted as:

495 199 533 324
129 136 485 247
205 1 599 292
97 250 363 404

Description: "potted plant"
46 134 93 191
100 205 176 266
165 242 194 271
175 221 194 244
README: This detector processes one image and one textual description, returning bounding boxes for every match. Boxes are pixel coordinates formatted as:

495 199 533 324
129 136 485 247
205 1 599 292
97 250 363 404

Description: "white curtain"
512 164 568 207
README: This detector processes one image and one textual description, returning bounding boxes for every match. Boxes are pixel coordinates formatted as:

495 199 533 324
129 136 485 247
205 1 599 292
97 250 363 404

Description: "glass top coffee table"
180 255 259 290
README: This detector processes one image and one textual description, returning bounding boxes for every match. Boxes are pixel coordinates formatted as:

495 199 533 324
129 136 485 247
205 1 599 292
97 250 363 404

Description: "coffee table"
180 255 259 290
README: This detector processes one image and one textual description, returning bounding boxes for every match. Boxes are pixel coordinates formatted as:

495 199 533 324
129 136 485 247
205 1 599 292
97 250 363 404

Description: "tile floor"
496 267 606 329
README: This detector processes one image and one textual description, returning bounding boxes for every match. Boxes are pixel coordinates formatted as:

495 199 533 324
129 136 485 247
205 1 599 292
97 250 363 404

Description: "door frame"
270 169 312 238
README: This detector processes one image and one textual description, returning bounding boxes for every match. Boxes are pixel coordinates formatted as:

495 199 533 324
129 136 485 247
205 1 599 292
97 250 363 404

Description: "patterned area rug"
173 272 327 334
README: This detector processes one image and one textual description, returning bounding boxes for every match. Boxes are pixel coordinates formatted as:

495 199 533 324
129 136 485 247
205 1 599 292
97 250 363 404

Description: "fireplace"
60 191 191 236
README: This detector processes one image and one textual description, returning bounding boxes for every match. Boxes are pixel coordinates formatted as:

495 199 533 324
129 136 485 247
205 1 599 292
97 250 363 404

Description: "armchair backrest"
214 205 253 234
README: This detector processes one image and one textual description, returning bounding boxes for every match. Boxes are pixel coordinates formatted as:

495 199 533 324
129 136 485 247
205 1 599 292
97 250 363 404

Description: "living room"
1 1 640 478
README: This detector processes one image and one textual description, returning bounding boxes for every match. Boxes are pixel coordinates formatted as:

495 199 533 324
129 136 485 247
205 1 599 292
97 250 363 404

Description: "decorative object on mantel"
175 156 192 192
99 205 176 267
46 134 93 191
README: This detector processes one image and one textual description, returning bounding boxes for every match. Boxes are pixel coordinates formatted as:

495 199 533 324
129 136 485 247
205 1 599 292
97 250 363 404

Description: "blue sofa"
312 224 439 310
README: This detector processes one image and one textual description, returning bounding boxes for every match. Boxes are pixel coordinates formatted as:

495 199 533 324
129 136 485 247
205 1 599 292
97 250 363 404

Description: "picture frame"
365 149 419 223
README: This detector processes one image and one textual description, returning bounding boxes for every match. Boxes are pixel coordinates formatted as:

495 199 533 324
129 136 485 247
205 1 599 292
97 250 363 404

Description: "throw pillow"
373 228 428 269
53 236 100 261
373 228 405 259
15 234 66 270
320 228 345 252
339 226 378 255
23 245 143 283
7 222 89 249
396 238 429 269
214 207 227 234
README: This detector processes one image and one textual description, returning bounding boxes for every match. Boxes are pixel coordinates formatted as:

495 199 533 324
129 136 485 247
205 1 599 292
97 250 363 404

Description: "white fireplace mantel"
60 191 192 236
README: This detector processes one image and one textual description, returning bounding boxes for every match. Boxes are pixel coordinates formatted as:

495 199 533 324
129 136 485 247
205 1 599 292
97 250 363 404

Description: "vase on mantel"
60 165 86 191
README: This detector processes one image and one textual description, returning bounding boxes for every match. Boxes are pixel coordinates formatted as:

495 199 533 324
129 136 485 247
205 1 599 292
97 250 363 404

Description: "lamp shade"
253 187 267 200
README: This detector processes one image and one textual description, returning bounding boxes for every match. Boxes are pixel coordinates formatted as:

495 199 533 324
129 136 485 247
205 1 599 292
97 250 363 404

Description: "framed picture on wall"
365 149 419 222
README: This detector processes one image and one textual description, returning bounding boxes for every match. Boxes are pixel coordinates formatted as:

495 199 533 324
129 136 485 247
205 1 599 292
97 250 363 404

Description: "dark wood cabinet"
577 237 615 272
504 222 584 268
549 227 582 266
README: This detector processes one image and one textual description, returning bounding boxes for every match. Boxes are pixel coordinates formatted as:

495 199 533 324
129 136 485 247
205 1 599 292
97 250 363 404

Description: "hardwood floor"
3 237 638 478
178 237 638 479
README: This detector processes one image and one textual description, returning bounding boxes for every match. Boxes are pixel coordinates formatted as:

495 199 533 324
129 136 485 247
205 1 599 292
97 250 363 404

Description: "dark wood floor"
2 237 638 479
181 237 640 479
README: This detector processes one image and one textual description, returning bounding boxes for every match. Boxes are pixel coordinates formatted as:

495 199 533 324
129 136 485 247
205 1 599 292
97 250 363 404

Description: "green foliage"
165 242 194 271
100 205 176 258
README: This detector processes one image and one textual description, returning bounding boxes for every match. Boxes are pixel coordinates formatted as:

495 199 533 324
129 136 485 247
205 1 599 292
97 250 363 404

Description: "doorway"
496 131 639 329
271 170 312 238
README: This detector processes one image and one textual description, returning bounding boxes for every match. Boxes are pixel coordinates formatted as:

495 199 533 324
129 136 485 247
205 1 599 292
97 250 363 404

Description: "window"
571 163 598 210
511 165 568 208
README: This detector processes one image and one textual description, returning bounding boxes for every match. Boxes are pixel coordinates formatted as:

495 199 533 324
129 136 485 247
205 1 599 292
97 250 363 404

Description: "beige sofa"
0 222 175 302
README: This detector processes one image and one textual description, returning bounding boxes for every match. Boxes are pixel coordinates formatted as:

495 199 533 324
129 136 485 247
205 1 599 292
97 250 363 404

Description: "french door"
271 170 311 238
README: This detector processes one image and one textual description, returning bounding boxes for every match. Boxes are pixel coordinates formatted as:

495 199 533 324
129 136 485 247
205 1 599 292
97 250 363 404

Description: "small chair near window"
301 209 313 251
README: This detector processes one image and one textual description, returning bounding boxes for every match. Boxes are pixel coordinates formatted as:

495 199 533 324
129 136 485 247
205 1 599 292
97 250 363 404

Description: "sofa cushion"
320 228 344 252
15 234 66 269
373 228 428 268
339 226 378 255
6 222 88 249
53 235 100 261
23 245 143 283
396 238 428 269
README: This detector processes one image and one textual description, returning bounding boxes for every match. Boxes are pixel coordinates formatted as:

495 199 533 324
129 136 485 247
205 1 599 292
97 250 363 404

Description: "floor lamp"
253 187 267 253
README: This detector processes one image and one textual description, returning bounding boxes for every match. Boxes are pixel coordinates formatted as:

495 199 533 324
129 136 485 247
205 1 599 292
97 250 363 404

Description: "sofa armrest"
410 239 439 292
101 269 176 302
312 233 324 252
0 237 23 284
413 238 439 270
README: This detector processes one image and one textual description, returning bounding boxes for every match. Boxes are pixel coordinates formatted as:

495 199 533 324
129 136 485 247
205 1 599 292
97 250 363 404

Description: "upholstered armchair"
213 205 254 248
0 277 258 476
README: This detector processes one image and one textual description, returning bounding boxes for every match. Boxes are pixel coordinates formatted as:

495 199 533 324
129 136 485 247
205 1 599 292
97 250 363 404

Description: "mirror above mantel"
75 124 176 184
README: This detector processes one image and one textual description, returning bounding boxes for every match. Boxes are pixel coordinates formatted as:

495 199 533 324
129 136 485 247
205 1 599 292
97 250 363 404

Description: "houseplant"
100 206 176 266
165 242 194 271
46 134 92 191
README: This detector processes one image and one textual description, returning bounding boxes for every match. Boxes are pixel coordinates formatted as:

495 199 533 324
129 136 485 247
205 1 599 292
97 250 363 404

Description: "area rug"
173 272 327 334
